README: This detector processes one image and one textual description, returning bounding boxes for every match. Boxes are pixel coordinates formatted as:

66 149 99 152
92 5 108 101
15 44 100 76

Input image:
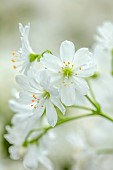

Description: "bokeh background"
0 0 113 169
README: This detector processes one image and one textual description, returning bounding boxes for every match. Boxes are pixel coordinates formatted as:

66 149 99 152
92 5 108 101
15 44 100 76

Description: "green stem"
23 113 95 146
87 80 97 103
97 148 113 154
99 111 113 122
111 49 113 76
85 95 99 109
86 95 113 123
69 105 92 111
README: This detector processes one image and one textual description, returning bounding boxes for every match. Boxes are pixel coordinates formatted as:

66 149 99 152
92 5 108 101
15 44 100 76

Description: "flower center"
62 67 73 78
42 91 50 99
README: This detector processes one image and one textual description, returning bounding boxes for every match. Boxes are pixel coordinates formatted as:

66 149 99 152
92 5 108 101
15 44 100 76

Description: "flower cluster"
5 22 113 170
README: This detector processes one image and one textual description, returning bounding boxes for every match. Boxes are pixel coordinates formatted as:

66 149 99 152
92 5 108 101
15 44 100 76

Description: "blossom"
11 23 36 74
95 22 113 52
16 69 65 127
42 40 96 106
4 122 52 170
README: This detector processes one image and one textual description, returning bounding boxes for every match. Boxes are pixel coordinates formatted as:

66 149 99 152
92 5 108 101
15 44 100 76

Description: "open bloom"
42 40 96 106
95 22 113 51
16 70 65 127
11 23 35 74
4 122 52 170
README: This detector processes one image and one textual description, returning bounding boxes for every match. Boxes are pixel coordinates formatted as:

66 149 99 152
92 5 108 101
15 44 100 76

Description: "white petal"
19 92 32 104
74 62 96 77
60 84 76 106
60 40 75 62
72 77 89 95
16 75 31 91
45 100 57 127
39 156 53 170
33 105 45 119
39 70 51 89
23 145 38 170
50 97 65 115
74 48 93 66
42 53 62 73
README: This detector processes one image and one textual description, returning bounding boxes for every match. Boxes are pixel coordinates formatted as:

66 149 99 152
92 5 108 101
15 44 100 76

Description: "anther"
11 59 16 62
32 100 35 102
34 106 37 109
13 65 17 69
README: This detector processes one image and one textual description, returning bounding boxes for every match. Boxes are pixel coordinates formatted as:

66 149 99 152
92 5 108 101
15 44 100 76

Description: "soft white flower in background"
4 119 53 170
95 22 113 51
42 40 96 106
11 23 34 74
16 70 65 127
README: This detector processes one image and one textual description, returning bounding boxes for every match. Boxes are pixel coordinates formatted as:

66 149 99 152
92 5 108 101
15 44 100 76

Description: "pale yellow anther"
12 51 16 56
33 95 37 99
68 61 70 64
11 59 16 63
79 67 82 70
13 65 17 69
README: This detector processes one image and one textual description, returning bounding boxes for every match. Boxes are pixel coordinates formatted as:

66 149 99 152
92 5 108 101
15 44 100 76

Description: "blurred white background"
1 0 113 169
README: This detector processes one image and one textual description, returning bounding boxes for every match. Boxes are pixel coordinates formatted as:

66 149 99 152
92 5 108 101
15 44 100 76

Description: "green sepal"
29 53 39 62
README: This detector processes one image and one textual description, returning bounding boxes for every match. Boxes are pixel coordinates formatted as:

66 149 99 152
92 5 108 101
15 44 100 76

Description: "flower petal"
60 40 75 62
45 100 57 127
42 53 62 73
23 145 38 170
72 77 89 95
60 84 76 106
50 97 65 115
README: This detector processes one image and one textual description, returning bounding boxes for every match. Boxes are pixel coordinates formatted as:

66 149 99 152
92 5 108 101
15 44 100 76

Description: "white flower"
16 69 65 127
42 40 96 106
95 22 113 51
11 23 35 74
4 123 52 170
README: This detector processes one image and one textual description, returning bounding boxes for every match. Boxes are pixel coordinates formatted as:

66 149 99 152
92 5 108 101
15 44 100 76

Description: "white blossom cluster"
4 22 113 170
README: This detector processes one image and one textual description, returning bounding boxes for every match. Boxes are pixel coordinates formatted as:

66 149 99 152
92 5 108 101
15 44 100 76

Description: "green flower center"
42 91 50 99
62 67 73 78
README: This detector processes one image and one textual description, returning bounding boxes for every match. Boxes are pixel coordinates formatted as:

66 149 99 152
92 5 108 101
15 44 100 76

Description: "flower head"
95 22 113 52
11 23 36 74
16 69 65 127
42 40 96 106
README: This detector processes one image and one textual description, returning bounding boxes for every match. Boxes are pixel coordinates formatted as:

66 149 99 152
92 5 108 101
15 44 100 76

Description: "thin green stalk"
111 49 113 76
97 148 113 154
69 105 92 111
87 79 97 103
99 111 113 122
85 95 99 109
23 113 95 146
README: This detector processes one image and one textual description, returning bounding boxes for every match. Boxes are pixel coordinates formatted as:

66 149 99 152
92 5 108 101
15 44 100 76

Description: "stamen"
13 65 17 69
34 106 37 109
32 100 35 102
33 95 37 99
11 59 16 62
79 67 82 70
68 61 70 64
12 51 16 56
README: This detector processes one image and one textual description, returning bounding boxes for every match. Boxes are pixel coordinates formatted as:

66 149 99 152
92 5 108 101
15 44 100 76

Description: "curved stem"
68 105 92 111
87 80 97 103
23 113 95 146
85 95 98 109
99 111 113 122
